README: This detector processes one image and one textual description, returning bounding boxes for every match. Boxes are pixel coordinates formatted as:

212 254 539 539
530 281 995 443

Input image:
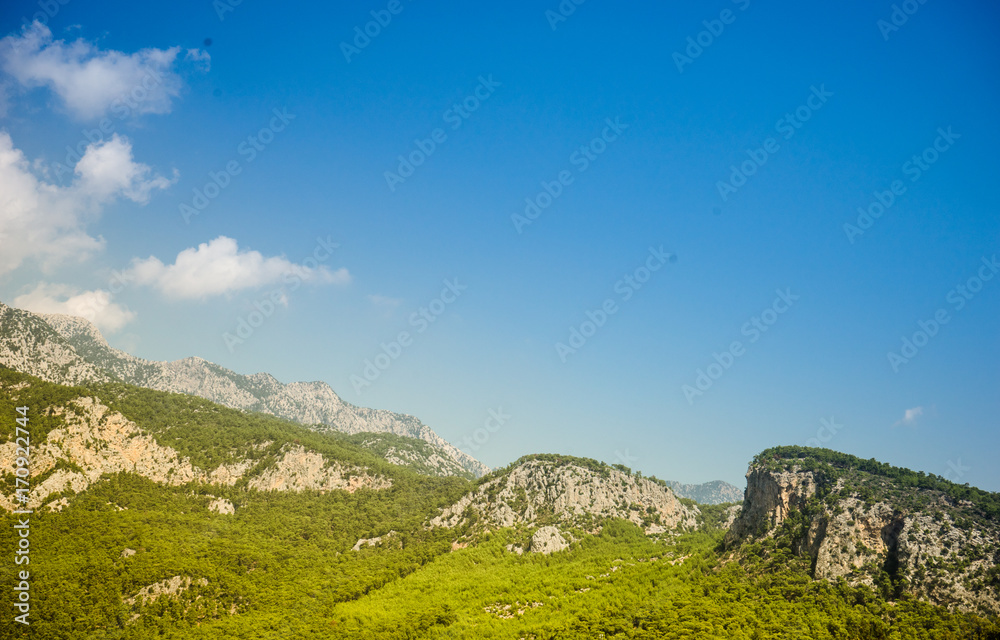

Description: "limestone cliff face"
726 462 1000 615
725 466 819 543
0 397 390 512
431 459 699 535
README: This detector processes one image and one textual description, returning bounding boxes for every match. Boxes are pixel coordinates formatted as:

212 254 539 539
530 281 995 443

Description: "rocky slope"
0 301 487 478
725 447 1000 616
0 302 111 386
431 455 700 552
0 390 390 513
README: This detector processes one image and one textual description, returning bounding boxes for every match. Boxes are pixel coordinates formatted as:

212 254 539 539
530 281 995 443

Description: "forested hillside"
1 369 999 638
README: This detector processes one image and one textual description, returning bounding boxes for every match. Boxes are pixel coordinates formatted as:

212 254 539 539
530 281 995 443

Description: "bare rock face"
0 397 391 512
431 459 699 534
725 466 818 545
352 531 396 551
529 526 569 554
125 576 208 606
208 498 235 515
726 461 1000 615
247 445 390 493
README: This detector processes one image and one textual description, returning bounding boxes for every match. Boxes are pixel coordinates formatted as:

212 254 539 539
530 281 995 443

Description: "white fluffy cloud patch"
0 131 174 276
126 236 350 300
0 21 206 120
14 282 135 332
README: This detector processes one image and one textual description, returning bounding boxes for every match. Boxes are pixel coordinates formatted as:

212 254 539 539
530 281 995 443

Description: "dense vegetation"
1 371 999 638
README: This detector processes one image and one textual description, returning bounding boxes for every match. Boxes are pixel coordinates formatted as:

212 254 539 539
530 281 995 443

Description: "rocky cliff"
725 448 1000 616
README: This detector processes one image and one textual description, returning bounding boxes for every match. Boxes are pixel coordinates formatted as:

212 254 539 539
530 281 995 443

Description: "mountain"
429 454 700 553
0 300 488 478
724 446 1000 616
1 368 998 637
0 301 112 385
664 479 743 504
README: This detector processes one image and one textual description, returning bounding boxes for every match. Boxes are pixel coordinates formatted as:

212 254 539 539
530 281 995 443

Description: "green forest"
1 367 999 639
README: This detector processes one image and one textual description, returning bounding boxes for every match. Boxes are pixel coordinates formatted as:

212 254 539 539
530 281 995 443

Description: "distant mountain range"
0 299 743 494
0 300 487 479
665 479 743 505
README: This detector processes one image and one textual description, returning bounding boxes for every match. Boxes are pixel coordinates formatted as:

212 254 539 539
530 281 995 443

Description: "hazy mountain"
0 300 488 478
664 479 743 505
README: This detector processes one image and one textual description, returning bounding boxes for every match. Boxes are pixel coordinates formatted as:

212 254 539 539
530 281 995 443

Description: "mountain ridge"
0 300 488 478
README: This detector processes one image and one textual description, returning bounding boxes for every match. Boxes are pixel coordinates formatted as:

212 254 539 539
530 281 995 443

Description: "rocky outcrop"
247 445 390 493
208 497 235 514
726 461 1000 615
0 304 488 478
125 576 208 605
0 396 390 512
530 526 569 554
352 531 397 551
725 466 819 544
431 458 699 534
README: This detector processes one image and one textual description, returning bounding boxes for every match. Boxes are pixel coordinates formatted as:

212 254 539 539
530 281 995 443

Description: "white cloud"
0 21 207 120
126 236 350 300
894 406 924 427
14 282 135 332
184 49 211 72
0 131 174 276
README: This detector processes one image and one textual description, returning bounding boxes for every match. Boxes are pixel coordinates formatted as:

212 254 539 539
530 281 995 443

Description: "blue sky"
1 0 998 490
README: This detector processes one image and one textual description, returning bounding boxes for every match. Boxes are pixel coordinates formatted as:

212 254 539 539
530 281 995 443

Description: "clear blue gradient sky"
1 0 997 490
